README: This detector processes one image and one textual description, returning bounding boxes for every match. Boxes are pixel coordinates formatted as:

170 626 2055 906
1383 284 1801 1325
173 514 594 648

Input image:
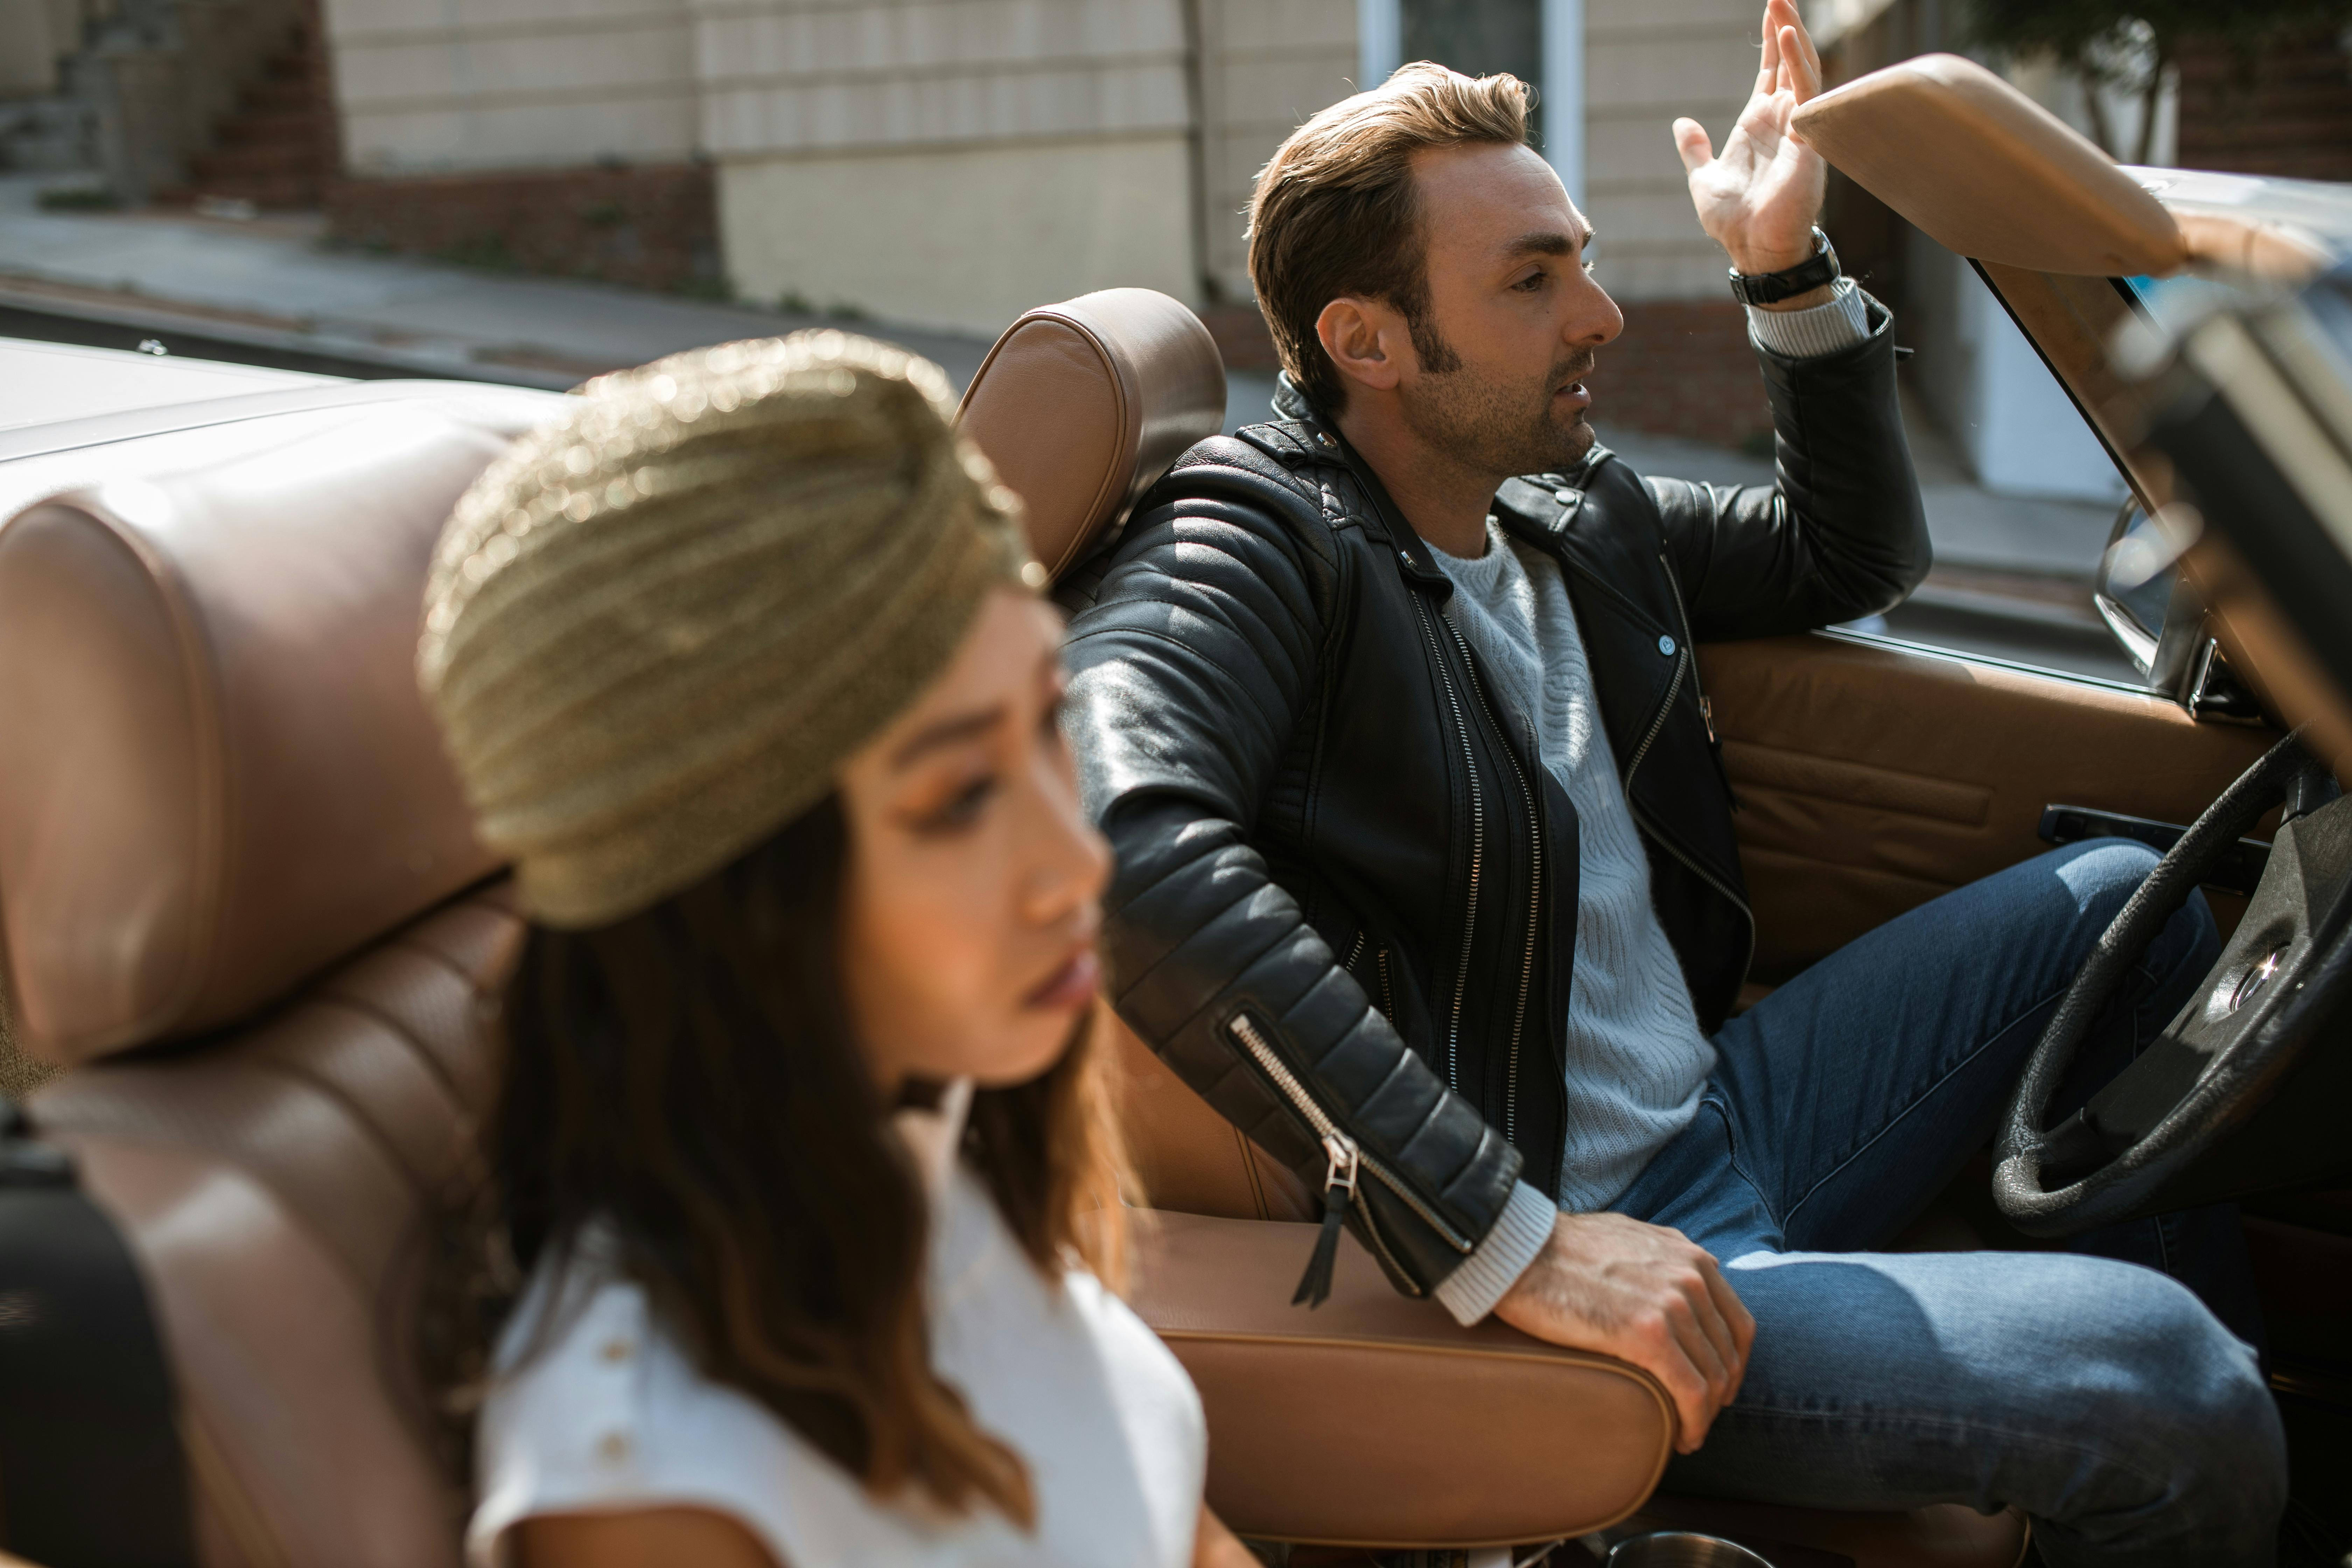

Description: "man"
1059 2 2285 1561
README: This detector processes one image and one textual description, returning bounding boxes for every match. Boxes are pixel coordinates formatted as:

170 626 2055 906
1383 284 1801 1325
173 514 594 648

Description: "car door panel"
1701 631 2278 984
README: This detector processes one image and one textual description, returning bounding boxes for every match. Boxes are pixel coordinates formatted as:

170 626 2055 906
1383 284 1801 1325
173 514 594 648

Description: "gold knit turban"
419 330 1038 928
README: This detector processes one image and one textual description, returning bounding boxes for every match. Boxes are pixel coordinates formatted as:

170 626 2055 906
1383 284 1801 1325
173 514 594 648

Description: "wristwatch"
1728 226 1841 306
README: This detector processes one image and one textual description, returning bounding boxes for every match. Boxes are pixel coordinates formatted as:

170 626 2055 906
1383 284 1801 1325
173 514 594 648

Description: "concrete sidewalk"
0 174 999 390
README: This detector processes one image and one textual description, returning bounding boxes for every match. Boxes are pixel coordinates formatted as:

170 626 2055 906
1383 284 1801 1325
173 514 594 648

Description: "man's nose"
1570 272 1626 349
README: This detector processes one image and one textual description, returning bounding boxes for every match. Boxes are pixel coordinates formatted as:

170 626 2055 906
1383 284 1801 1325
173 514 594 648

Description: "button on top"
1554 488 1580 506
1658 634 1678 657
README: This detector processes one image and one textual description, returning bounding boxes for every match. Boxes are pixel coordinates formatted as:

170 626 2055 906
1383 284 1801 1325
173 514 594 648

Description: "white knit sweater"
1438 522 1716 1176
1426 281 1878 1325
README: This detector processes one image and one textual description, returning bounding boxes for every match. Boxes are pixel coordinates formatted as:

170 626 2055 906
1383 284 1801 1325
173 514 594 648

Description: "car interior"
0 48 2347 1568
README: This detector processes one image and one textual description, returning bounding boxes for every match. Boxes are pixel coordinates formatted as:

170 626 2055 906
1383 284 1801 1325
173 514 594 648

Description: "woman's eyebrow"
888 707 1002 769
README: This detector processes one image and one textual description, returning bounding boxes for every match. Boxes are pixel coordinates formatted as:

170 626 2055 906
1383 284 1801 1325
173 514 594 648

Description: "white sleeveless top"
467 1087 1206 1568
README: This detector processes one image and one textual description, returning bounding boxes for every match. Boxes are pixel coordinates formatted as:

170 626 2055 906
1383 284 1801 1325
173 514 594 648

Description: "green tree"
1970 0 2352 162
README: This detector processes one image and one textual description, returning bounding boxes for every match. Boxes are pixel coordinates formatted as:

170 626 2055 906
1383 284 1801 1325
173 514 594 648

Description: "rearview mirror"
2095 502 2263 721
2095 502 2195 680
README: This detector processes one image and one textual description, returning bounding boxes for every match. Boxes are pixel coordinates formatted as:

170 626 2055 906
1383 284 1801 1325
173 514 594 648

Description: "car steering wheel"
1994 730 2347 1237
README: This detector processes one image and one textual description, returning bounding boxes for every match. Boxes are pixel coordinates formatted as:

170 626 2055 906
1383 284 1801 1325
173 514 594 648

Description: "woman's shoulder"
467 1248 878 1567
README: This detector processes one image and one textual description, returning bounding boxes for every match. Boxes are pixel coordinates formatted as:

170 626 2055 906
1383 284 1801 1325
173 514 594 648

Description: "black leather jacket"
1059 306 1929 1298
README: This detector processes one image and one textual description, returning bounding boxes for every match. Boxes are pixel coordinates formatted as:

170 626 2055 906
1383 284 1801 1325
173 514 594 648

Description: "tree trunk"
2080 62 2118 156
2133 40 2172 165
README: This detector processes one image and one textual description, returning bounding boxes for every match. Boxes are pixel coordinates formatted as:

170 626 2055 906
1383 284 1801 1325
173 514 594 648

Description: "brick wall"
325 163 721 294
1601 300 1772 446
1200 296 1771 447
2177 27 2352 183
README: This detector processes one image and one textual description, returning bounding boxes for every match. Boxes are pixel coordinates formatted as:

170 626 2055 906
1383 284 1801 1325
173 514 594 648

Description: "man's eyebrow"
1501 225 1592 260
888 707 1002 769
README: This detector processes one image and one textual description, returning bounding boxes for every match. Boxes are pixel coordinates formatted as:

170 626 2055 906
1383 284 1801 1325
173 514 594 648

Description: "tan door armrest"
1129 1211 1671 1549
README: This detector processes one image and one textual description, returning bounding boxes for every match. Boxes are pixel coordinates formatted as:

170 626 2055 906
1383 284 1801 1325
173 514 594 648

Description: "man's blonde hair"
1247 63 1533 413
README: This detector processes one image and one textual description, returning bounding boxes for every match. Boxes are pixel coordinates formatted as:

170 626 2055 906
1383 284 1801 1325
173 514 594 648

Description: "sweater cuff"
1432 1180 1556 1325
1746 277 1872 360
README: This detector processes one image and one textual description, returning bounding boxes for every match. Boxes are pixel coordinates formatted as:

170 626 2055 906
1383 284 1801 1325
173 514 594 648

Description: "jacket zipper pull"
1699 695 1717 744
1292 1131 1361 1308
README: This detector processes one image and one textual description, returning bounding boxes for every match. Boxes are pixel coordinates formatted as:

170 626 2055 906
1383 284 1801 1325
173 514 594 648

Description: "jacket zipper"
1629 797 1757 987
1348 932 1397 1024
1439 616 1541 1147
1407 594 1483 1093
1612 554 1753 986
1622 650 1687 789
1660 552 1711 728
1228 1011 1473 1258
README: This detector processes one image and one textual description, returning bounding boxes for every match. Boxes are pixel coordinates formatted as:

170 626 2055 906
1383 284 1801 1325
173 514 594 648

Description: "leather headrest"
1793 53 2187 278
955 288 1226 578
0 394 556 1065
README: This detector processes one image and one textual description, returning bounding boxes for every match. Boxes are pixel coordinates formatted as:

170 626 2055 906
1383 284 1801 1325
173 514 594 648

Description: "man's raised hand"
1673 0 1828 281
1491 1211 1757 1454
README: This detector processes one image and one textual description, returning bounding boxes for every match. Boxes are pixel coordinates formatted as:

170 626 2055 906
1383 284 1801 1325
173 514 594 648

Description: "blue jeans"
1610 841 2288 1564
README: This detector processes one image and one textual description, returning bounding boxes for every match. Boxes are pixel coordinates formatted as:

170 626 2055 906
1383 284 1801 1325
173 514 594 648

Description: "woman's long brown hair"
424 794 1133 1525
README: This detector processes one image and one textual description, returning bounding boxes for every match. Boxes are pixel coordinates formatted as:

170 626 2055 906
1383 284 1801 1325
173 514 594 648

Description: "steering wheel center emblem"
2228 945 2289 1014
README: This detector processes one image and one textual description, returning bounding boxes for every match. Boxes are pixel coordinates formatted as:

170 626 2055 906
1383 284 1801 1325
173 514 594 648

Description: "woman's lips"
1023 947 1100 1011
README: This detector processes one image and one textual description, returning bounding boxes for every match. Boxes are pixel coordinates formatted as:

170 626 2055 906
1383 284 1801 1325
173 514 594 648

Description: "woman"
418 331 1257 1568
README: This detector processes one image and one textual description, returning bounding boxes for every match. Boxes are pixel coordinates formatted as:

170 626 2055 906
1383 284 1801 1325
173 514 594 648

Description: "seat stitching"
242 1036 442 1202
306 983 474 1112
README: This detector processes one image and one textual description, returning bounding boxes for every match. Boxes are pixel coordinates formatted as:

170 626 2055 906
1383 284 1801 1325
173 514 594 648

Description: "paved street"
0 174 997 390
0 174 2134 682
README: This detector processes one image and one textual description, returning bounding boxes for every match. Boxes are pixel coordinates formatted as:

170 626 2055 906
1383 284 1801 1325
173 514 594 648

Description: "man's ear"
1315 297 1408 397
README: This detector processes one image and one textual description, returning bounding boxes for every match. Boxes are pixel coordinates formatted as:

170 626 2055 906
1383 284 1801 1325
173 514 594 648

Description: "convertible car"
0 51 2345 1568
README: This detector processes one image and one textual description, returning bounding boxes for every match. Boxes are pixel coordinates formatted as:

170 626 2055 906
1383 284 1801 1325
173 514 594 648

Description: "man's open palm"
1675 0 1828 277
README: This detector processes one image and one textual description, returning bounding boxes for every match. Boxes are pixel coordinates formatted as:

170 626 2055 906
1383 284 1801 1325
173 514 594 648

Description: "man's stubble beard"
1398 342 1599 483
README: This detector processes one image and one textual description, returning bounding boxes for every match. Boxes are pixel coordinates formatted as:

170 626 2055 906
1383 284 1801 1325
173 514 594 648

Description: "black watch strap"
1729 226 1840 307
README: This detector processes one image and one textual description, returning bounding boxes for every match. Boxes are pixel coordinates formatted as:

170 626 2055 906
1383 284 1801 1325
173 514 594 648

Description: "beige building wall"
722 138 1196 336
1583 0 1759 301
327 0 698 172
703 0 1199 336
1191 0 1358 304
315 0 1763 326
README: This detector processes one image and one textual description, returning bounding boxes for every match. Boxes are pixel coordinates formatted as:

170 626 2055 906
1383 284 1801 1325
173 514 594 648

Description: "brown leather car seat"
0 394 542 1566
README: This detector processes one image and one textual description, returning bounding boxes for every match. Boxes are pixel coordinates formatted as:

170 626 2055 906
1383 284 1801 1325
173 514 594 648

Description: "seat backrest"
0 388 555 1567
955 287 1226 578
957 291 1305 1222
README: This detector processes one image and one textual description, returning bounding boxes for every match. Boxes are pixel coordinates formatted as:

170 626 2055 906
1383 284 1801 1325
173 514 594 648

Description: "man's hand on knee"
1491 1212 1756 1454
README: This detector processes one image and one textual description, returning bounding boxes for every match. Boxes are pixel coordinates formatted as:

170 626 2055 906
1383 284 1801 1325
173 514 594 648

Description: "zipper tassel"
1293 1131 1360 1307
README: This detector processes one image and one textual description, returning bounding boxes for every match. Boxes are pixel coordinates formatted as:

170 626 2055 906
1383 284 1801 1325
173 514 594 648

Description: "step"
2183 84 2352 118
189 144 324 179
239 80 314 111
216 109 325 145
2182 114 2352 151
180 176 320 210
